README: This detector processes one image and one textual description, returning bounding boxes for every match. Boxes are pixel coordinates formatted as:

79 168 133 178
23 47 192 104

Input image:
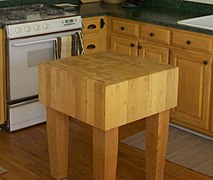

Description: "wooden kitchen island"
38 51 179 180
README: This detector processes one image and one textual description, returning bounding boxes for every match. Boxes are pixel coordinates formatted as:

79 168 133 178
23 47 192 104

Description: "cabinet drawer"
112 19 139 38
140 25 170 44
172 31 213 52
83 19 100 34
83 35 101 54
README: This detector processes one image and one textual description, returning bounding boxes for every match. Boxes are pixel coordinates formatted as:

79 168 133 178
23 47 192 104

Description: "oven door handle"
12 38 58 47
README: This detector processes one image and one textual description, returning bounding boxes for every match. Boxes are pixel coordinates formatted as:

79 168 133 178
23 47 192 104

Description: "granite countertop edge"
79 2 213 36
106 13 213 35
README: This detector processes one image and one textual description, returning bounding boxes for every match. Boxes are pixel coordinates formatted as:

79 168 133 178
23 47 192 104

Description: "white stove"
6 16 82 38
3 4 83 131
0 4 82 38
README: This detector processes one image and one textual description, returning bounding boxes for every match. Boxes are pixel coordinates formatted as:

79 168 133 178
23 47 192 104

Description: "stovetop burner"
25 5 41 12
0 4 78 24
40 7 65 16
8 14 26 21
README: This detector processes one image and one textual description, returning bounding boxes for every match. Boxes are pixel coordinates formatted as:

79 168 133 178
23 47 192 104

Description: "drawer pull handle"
120 27 125 31
203 60 208 65
138 45 142 49
130 43 135 47
100 18 105 29
87 44 96 49
150 33 155 37
87 24 96 29
187 40 191 45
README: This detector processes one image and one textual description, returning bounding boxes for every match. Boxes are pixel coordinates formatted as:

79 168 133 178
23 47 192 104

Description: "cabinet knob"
130 43 135 47
138 45 142 49
120 27 125 31
150 32 155 37
203 60 208 65
186 40 191 45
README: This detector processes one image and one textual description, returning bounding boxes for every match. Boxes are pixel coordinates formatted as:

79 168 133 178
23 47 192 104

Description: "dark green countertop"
79 2 213 36
1 2 213 36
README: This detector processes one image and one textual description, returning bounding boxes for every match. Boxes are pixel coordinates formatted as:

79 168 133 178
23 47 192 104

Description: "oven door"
8 35 57 104
6 30 82 131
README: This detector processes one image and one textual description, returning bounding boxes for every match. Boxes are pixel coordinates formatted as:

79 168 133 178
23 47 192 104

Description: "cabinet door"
111 36 138 56
170 50 212 131
138 42 169 64
82 16 107 54
0 29 5 124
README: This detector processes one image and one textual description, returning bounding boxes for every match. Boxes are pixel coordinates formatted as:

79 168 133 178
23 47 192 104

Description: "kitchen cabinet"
110 17 139 56
111 36 138 56
138 41 169 64
139 24 170 64
110 17 170 64
82 16 107 54
109 17 213 136
170 50 212 132
170 30 213 136
0 29 5 124
110 36 169 63
109 17 170 134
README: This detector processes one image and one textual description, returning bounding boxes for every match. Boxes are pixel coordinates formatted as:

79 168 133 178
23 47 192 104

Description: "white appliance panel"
9 101 45 132
9 37 55 101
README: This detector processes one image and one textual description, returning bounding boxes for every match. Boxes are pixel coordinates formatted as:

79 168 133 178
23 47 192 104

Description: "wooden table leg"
93 127 119 180
46 107 69 180
146 110 170 180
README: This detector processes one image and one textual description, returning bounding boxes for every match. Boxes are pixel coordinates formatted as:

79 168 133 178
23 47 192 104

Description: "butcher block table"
38 51 179 180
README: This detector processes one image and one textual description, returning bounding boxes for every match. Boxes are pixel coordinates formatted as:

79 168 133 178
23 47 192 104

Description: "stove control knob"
34 24 40 31
43 23 49 30
25 26 31 33
15 27 21 33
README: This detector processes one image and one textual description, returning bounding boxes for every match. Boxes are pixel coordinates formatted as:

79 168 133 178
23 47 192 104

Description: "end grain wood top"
40 51 175 85
39 51 179 131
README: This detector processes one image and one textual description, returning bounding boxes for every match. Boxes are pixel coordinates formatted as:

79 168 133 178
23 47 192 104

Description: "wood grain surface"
0 120 211 180
46 107 69 179
146 110 170 180
39 51 178 131
93 127 118 180
0 29 5 124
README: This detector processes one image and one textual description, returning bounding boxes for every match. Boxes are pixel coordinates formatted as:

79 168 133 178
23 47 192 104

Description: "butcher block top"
39 51 179 131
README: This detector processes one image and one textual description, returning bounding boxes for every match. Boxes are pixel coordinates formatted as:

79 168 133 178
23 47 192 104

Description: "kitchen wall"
0 0 79 7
